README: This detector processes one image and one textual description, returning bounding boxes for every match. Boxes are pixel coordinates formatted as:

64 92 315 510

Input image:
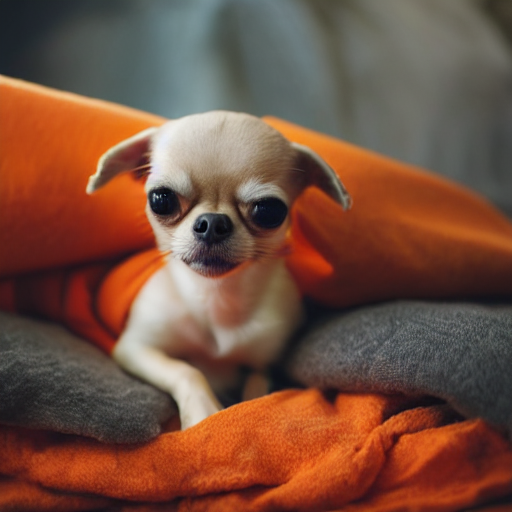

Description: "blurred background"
1 0 511 216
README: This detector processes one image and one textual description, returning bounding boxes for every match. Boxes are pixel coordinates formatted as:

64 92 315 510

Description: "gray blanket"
287 300 512 436
0 311 175 443
1 300 511 442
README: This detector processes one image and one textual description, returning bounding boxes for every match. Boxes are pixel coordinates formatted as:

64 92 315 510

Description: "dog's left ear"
86 127 158 194
292 142 352 211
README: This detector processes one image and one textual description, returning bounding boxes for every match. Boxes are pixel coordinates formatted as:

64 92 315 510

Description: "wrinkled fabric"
1 76 512 351
1 392 511 512
1 76 511 511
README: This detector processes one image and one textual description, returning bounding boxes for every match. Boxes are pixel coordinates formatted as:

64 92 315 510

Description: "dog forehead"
151 112 294 180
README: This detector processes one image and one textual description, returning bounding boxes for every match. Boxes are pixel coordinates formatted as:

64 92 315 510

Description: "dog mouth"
182 252 241 278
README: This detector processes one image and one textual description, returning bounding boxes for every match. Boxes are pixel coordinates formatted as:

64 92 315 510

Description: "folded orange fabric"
1 75 512 511
1 392 511 512
1 75 512 352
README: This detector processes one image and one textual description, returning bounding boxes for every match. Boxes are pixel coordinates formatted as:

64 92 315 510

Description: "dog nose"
193 213 233 244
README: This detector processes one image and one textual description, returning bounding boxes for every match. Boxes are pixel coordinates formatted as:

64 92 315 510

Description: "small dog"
87 111 351 429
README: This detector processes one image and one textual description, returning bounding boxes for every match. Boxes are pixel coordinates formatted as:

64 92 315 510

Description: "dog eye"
251 198 288 229
148 187 179 216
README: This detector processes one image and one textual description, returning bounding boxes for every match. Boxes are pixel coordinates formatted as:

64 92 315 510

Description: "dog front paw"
179 391 222 430
175 369 223 430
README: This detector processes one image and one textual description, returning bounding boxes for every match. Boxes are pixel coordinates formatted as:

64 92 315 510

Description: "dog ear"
291 142 352 211
86 127 158 194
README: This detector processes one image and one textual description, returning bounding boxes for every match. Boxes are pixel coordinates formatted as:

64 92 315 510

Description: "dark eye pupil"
251 198 288 229
148 188 179 216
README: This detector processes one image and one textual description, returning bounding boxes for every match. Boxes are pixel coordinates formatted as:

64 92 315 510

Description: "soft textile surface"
0 311 175 443
1 75 512 352
1 75 512 511
1 393 511 512
2 302 511 445
12 1 512 215
1 308 511 511
288 300 512 436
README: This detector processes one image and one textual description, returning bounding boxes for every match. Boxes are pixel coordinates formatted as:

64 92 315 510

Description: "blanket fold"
1 75 512 511
0 393 511 512
0 311 175 443
287 301 512 436
2 76 512 352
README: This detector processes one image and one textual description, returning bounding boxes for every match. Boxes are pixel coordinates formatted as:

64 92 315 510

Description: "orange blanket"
1 75 511 511
2 393 511 512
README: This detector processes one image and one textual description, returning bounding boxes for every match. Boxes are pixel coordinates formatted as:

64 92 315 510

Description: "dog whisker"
128 163 152 180
128 163 152 173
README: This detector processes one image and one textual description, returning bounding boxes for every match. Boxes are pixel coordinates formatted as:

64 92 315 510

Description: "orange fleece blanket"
1 75 512 511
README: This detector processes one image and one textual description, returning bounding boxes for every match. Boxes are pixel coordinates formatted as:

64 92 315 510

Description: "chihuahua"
86 111 351 429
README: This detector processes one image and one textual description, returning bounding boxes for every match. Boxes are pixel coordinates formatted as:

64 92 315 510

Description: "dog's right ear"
86 127 158 194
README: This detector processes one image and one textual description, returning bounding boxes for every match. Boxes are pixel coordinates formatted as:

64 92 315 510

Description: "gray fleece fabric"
287 300 512 435
0 311 176 443
1 301 511 442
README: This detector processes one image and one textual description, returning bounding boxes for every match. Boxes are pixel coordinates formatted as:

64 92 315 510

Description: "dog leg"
113 342 222 429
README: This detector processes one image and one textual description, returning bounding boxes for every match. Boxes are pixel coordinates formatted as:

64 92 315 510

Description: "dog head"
87 111 351 278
